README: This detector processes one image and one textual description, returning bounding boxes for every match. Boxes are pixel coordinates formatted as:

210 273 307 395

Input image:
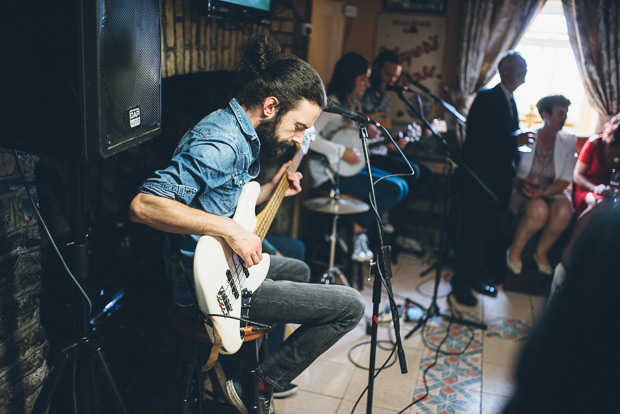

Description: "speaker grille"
88 0 161 158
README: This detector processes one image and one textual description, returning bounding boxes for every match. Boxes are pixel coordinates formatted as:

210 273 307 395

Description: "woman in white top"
308 52 408 262
506 95 576 275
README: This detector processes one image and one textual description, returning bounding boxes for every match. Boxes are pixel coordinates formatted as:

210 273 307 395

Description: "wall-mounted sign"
375 12 446 124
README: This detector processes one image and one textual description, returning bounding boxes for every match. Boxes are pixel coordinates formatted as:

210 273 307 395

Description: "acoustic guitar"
330 112 422 177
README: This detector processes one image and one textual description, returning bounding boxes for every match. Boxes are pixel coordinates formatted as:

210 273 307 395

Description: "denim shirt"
139 98 261 306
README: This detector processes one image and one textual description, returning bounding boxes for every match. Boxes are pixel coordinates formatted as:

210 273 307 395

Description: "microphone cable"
12 150 93 315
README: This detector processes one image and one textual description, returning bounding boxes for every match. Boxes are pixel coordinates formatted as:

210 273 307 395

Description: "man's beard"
255 115 294 160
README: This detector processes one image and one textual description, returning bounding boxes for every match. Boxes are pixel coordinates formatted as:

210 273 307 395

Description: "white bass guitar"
193 128 314 354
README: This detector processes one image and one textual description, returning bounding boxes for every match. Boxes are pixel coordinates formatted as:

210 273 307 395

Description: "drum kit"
303 192 369 285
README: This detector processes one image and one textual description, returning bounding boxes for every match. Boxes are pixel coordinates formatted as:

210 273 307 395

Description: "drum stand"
304 155 369 286
320 203 349 285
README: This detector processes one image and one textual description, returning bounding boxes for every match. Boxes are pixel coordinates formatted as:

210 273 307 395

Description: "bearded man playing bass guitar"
128 35 365 414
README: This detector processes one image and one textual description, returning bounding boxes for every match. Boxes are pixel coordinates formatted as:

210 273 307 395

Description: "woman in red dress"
553 114 620 293
573 113 620 218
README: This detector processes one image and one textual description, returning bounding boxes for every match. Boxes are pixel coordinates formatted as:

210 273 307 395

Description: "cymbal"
303 197 369 215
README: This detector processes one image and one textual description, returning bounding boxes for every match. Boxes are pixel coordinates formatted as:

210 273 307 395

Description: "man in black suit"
451 51 533 306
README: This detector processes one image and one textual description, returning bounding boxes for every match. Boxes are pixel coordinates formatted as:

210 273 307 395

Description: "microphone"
324 98 380 126
402 73 433 95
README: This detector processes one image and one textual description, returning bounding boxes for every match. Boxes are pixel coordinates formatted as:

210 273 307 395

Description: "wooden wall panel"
161 0 276 78
161 0 311 78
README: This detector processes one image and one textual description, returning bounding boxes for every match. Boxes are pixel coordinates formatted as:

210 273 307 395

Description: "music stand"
32 158 129 414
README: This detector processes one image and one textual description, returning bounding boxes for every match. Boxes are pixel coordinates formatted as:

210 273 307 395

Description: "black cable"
346 339 398 371
194 317 203 414
415 275 450 300
201 312 272 329
349 340 398 414
420 311 475 356
371 125 416 187
71 355 77 414
380 293 478 413
397 318 454 414
12 150 93 315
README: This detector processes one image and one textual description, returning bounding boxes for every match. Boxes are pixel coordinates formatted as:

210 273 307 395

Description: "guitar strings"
255 168 290 239
220 161 297 314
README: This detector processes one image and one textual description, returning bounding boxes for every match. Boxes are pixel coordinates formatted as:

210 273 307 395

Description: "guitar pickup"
231 285 239 299
226 270 240 298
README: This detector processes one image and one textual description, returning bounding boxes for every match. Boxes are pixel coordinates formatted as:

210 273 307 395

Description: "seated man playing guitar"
128 35 365 414
362 50 435 192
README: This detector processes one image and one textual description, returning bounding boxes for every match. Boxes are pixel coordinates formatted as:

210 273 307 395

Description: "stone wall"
0 148 48 414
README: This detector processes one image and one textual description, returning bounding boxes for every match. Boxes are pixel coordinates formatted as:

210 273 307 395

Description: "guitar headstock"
406 123 423 142
300 126 316 155
406 119 447 142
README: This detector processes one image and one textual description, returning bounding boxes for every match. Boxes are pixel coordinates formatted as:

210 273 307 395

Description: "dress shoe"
506 249 522 274
451 288 478 307
471 282 497 297
533 253 553 275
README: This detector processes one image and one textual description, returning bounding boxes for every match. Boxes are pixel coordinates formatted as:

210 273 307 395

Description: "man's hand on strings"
342 147 362 165
225 222 263 267
272 161 303 197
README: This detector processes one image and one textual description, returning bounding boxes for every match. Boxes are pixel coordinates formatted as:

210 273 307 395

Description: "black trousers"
451 175 511 290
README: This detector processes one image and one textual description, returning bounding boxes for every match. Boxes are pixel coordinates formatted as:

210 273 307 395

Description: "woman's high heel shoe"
533 253 553 275
506 249 523 274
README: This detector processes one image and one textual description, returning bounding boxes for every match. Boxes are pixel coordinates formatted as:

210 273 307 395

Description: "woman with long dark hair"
308 52 408 262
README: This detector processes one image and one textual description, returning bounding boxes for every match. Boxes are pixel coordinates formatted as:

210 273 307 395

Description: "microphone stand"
404 75 466 125
354 122 408 414
396 84 497 204
392 89 488 336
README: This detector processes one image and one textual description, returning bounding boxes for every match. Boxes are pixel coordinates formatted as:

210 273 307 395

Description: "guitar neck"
254 146 303 241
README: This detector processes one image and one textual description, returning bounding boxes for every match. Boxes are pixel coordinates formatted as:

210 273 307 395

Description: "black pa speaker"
79 0 162 159
2 0 162 160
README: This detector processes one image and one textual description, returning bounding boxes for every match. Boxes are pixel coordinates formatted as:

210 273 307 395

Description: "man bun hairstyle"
236 34 326 114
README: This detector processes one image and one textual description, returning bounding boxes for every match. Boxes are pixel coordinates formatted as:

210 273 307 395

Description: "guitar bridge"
216 287 232 315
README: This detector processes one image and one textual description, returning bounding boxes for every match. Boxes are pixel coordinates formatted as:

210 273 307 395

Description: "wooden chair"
168 303 272 414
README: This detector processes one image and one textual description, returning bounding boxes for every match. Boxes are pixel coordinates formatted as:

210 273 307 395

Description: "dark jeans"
251 256 365 388
263 233 306 356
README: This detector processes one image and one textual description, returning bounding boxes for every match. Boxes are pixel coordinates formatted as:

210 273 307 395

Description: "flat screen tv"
203 0 272 22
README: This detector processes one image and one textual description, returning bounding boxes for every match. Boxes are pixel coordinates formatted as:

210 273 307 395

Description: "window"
485 0 599 136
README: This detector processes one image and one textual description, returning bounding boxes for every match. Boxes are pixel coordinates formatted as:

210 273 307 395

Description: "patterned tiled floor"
137 253 544 414
275 253 543 414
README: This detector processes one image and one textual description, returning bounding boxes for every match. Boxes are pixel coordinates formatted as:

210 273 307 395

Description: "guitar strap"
170 235 222 371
